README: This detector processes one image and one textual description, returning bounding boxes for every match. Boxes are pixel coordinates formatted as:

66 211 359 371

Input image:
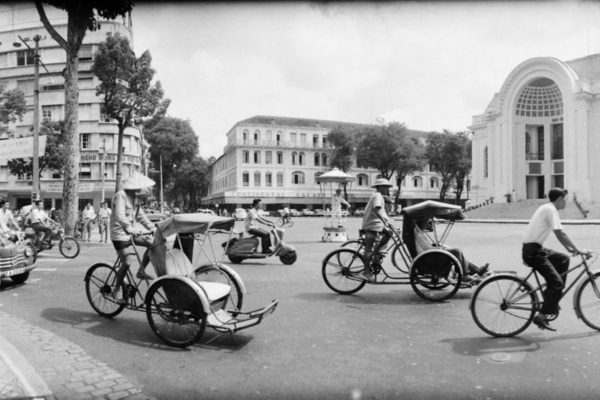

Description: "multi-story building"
0 3 144 210
470 54 600 205
205 115 447 213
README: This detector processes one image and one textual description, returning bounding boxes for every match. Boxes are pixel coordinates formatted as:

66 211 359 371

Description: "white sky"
132 1 600 158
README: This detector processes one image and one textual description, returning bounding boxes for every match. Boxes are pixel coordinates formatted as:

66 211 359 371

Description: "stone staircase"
464 198 600 220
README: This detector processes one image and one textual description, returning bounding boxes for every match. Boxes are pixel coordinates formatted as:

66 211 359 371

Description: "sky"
132 1 600 158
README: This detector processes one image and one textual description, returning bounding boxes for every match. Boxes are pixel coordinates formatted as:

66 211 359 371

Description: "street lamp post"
149 154 164 214
100 138 106 202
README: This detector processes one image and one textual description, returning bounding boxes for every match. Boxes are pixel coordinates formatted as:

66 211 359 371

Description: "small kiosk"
317 168 355 242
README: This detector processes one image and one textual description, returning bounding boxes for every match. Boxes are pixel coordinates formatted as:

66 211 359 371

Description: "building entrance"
526 176 545 199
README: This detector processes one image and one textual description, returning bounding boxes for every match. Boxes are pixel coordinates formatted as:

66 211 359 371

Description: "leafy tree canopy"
327 125 356 172
356 122 408 180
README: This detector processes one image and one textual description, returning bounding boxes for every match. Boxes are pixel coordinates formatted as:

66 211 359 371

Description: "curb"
0 331 53 400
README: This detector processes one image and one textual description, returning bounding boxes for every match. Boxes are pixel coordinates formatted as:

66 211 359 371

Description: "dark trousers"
522 243 570 314
248 228 271 252
32 222 52 243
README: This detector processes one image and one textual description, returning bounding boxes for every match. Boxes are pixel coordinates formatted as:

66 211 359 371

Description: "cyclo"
84 213 278 348
322 200 479 302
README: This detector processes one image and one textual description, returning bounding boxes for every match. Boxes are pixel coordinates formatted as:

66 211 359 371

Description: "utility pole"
100 138 106 202
159 154 163 214
32 34 41 201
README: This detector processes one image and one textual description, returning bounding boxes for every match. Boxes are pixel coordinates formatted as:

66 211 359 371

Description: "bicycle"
341 229 408 274
470 251 600 337
276 215 294 228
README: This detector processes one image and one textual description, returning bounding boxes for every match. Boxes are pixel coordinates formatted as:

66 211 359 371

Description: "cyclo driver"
109 172 156 304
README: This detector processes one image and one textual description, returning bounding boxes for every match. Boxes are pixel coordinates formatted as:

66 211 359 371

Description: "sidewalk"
0 311 153 400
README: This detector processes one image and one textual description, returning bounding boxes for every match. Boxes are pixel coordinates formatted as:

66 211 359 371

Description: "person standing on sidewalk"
81 203 96 242
522 187 586 331
97 202 111 243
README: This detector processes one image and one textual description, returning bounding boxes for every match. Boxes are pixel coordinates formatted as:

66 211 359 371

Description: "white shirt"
523 203 563 245
0 209 15 232
245 208 260 231
83 207 96 220
29 208 48 224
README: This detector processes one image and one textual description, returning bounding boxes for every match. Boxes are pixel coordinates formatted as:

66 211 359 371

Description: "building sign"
43 181 95 193
0 136 47 164
81 152 140 164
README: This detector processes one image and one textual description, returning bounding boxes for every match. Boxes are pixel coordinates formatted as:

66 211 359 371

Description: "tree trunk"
115 124 126 192
61 24 83 236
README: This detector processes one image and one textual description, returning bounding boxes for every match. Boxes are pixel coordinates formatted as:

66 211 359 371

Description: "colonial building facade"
0 4 144 210
470 54 600 205
205 115 447 212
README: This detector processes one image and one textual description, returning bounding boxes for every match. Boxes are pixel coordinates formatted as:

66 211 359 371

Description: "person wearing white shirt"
81 202 96 242
245 199 275 254
0 200 18 242
30 200 52 244
522 187 586 331
97 202 112 243
331 188 350 227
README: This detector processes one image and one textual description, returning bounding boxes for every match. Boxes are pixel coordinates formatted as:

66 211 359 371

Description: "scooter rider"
245 199 275 254
110 172 156 304
30 200 52 246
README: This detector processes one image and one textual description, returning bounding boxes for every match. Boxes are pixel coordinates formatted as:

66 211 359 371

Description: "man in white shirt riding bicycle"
522 187 586 331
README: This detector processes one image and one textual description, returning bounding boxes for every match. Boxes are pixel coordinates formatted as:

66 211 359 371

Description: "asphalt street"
2 217 600 400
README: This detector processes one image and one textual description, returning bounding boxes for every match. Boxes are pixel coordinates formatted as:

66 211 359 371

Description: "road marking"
34 268 57 272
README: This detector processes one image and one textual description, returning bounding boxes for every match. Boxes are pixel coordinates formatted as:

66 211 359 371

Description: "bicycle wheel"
391 244 409 274
322 249 367 294
276 217 284 227
470 275 537 337
59 237 80 258
146 278 207 348
195 264 243 313
341 240 361 250
575 271 600 331
85 263 125 318
409 251 461 302
286 219 294 228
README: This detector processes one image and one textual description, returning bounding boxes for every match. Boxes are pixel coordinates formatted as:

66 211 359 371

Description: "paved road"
2 218 600 399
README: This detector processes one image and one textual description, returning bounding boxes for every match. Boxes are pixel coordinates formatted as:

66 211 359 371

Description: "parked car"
289 208 301 217
301 208 314 217
234 208 248 221
146 211 168 223
196 209 216 215
0 243 36 285
313 209 325 217
258 209 270 217
353 208 366 217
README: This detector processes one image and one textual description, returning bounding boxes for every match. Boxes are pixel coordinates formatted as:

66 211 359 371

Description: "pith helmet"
372 178 392 188
121 171 155 191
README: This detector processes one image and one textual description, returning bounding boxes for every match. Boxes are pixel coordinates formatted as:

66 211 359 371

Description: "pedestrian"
360 178 394 280
82 202 96 242
97 202 112 243
331 188 351 227
522 187 587 331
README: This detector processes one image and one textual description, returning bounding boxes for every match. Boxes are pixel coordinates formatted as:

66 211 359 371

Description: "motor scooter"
19 219 80 259
222 225 297 265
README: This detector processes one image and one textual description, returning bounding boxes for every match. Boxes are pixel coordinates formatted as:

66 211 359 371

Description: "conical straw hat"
121 171 155 190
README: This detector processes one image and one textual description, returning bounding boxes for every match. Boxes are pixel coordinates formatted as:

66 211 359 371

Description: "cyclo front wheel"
85 263 125 318
575 271 600 331
470 275 537 337
59 236 80 258
322 249 367 294
146 278 207 348
195 264 243 314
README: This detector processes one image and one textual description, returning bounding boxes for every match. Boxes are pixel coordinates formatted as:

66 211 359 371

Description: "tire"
146 278 207 348
195 264 243 313
391 244 409 274
409 251 462 302
470 275 537 337
26 244 37 263
341 240 361 250
85 263 125 318
575 271 600 331
59 237 80 258
322 249 367 295
228 255 244 264
11 271 29 284
280 251 297 265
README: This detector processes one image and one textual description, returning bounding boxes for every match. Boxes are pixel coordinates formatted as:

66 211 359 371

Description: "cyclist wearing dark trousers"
522 187 586 331
245 199 275 254
361 178 393 280
30 200 52 245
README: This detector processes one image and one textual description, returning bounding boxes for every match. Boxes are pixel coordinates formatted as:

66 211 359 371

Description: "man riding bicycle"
109 172 156 304
522 187 587 331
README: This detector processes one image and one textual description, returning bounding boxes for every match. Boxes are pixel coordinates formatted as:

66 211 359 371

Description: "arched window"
430 177 438 188
276 131 282 146
357 174 368 187
242 150 249 163
254 151 260 164
484 146 489 178
266 172 273 187
314 152 320 166
277 151 283 164
413 176 423 187
321 153 328 167
254 171 261 186
292 171 305 185
277 172 284 187
292 152 297 165
299 152 305 166
242 171 249 187
254 130 260 145
242 130 249 144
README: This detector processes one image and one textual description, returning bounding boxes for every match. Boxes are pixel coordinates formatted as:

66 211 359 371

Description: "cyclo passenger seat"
164 248 230 303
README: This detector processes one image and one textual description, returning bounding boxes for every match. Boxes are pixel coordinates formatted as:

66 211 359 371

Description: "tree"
452 132 472 204
393 135 426 206
356 122 408 180
171 156 211 211
426 130 471 201
92 32 167 192
35 0 134 235
0 83 27 138
327 125 355 172
7 121 68 179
